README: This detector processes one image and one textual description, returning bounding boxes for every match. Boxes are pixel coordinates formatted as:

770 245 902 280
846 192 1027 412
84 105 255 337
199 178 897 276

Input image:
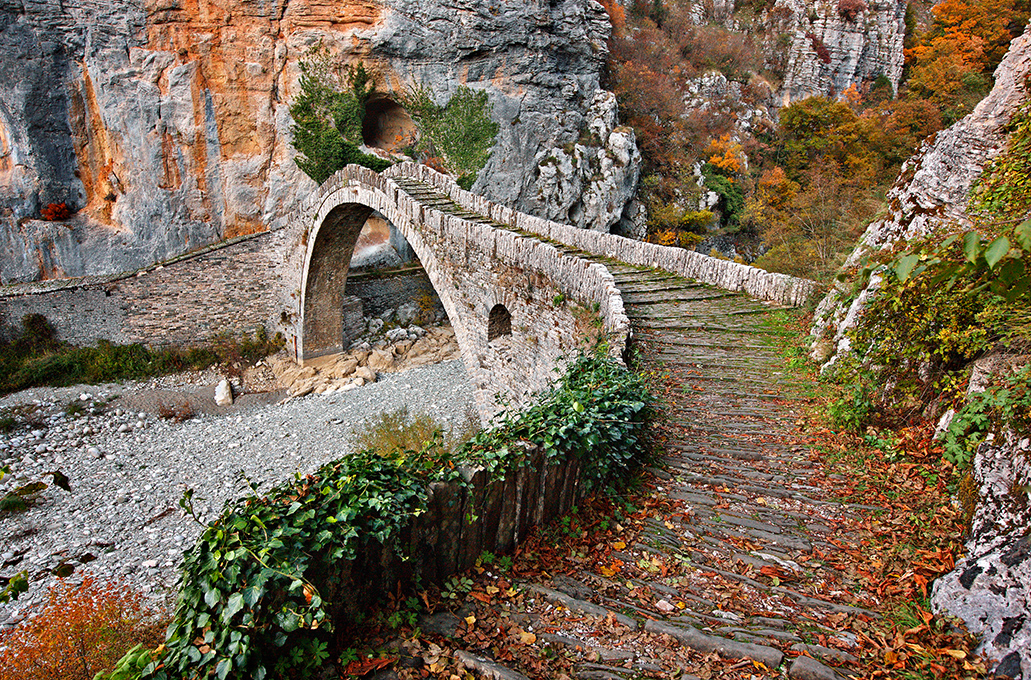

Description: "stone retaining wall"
346 265 443 319
0 230 287 347
329 446 582 620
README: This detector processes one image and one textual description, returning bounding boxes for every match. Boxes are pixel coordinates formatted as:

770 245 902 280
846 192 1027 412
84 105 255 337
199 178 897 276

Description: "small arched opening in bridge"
362 97 417 152
487 304 512 342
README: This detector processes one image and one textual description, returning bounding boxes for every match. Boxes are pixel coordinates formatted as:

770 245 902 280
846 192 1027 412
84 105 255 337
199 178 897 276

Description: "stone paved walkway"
380 180 876 679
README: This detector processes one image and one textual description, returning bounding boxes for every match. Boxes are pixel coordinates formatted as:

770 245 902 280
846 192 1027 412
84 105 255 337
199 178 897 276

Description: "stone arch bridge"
277 162 819 418
0 162 817 420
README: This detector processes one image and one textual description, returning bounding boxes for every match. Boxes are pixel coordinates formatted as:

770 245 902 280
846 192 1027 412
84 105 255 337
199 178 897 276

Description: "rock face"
0 0 635 284
531 90 642 234
810 26 1031 363
778 0 907 103
931 430 1031 678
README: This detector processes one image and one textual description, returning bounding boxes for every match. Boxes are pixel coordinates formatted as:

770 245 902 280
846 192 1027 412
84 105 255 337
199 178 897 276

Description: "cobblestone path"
434 268 877 680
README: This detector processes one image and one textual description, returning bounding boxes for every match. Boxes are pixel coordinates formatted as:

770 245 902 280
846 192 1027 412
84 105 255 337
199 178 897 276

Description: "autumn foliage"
40 203 71 221
0 573 164 680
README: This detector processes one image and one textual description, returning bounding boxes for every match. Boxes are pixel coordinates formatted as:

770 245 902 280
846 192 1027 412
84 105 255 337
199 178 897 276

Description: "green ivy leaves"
101 349 651 680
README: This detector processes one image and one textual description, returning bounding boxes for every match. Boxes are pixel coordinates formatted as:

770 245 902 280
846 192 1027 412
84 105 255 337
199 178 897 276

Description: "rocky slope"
808 26 1031 677
0 0 637 284
810 26 1031 363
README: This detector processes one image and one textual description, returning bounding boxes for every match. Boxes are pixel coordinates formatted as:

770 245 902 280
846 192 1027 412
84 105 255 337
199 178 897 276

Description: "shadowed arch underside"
301 203 374 359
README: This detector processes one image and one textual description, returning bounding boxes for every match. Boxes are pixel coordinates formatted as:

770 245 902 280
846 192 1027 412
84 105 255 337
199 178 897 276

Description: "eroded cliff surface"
0 0 632 283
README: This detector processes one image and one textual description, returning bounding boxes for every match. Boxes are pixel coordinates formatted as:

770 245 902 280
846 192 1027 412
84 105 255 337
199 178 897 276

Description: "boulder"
327 358 358 379
367 349 395 371
395 302 420 326
355 366 377 383
214 379 233 406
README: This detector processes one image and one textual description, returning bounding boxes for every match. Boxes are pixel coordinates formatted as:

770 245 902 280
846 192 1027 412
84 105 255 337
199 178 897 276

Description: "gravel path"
0 359 475 627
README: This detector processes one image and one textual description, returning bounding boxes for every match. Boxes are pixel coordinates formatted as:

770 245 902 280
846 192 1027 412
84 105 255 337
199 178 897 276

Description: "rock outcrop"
269 322 460 398
807 26 1031 675
0 0 636 284
778 0 907 103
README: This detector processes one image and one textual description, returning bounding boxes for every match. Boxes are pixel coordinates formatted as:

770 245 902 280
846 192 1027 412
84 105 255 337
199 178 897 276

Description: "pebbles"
0 359 476 628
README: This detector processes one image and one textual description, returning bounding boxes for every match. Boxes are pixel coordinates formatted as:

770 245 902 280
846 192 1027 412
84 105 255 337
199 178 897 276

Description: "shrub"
0 573 163 680
40 203 71 221
159 451 429 680
289 46 392 183
354 406 480 461
467 348 654 490
942 365 1031 466
402 85 499 184
157 399 195 423
837 0 867 20
806 33 832 64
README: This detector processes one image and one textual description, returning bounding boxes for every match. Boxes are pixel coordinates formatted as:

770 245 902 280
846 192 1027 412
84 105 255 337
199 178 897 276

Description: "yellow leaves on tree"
705 134 745 175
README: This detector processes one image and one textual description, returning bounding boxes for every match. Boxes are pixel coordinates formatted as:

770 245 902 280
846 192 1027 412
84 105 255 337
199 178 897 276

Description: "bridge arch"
298 178 467 365
281 163 633 420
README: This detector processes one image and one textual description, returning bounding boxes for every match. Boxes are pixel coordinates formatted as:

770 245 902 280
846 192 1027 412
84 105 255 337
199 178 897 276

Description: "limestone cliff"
778 0 907 103
0 0 636 283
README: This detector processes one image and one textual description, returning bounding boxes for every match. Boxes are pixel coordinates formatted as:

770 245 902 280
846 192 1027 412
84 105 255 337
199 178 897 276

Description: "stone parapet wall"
387 163 822 308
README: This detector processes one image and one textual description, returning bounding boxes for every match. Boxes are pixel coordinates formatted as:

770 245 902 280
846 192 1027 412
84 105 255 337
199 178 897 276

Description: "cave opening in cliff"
362 98 417 152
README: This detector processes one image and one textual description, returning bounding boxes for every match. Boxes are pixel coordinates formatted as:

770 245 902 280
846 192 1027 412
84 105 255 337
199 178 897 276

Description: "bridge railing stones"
381 163 823 308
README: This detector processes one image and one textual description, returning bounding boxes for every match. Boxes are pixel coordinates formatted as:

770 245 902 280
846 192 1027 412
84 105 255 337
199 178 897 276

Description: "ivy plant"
100 348 652 680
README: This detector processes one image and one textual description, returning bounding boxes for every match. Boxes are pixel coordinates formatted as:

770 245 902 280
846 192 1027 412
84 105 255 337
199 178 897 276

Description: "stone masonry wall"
0 230 288 348
335 446 582 621
345 266 443 319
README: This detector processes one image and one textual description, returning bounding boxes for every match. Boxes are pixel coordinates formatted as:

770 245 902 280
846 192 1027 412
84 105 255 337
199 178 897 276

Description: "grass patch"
353 406 480 461
0 314 283 395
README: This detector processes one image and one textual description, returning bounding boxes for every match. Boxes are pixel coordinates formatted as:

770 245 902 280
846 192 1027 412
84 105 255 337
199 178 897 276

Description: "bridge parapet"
383 163 823 308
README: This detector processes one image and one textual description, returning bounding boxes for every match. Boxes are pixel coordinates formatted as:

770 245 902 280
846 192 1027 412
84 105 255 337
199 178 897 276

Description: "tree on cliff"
289 46 391 184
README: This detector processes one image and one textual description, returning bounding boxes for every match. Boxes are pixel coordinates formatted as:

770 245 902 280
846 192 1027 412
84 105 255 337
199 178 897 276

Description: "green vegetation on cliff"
827 102 1031 465
401 85 499 190
289 47 392 183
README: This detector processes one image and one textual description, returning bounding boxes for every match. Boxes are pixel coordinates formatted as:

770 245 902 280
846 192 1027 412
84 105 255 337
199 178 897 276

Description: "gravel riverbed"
0 359 476 628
